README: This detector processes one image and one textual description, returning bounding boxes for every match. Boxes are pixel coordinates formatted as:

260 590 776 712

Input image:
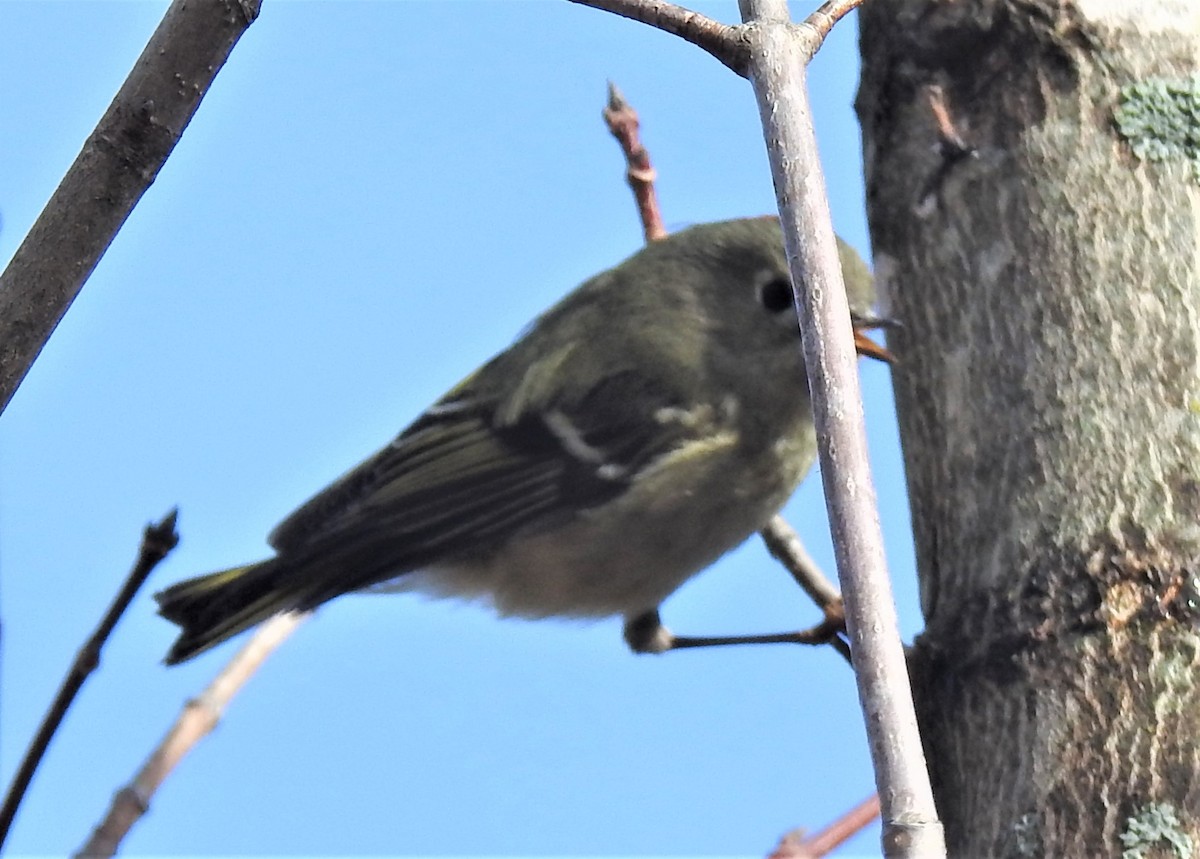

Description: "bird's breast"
411 413 817 620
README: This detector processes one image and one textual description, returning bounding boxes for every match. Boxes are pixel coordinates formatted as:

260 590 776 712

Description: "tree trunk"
857 1 1200 855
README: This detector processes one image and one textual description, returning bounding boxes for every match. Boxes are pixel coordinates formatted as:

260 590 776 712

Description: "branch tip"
144 508 180 554
599 83 666 242
0 510 182 849
605 79 626 111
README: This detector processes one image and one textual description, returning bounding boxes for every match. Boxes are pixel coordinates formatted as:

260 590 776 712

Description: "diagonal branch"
768 794 882 858
800 0 866 43
76 611 309 858
759 516 851 661
0 0 260 416
567 0 748 74
760 517 842 611
0 511 180 849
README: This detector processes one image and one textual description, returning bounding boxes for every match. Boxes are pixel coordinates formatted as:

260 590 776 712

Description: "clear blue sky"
1 2 922 855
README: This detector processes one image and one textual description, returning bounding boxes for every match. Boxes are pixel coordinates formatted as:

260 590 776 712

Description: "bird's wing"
265 364 705 598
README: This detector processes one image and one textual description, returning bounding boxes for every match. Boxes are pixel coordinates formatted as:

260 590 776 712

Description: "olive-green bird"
156 217 889 664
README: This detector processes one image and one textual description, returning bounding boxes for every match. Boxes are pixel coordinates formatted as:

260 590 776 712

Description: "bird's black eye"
758 277 794 314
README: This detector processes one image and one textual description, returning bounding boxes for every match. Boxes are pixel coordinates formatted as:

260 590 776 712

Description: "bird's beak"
851 313 898 364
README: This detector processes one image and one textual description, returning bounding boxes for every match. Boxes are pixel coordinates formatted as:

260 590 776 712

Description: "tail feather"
156 559 292 664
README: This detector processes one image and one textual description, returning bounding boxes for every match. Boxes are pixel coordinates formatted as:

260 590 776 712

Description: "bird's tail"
155 558 291 664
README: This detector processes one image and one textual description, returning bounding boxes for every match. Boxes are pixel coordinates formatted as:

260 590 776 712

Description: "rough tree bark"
858 1 1200 855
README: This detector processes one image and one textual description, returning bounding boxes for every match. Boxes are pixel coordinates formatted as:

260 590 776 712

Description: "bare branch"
663 616 848 652
769 794 882 858
76 612 309 858
0 0 260 416
736 1 944 853
567 0 748 75
760 516 842 610
622 606 850 658
603 82 668 241
800 0 866 44
760 516 852 662
0 511 180 849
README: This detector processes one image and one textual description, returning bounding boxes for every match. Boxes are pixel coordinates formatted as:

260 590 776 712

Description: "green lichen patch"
1113 74 1200 181
1120 802 1195 858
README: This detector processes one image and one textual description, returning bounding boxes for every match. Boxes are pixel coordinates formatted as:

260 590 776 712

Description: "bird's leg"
622 607 852 662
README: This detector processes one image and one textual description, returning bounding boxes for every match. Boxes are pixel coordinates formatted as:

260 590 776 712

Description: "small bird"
156 217 890 664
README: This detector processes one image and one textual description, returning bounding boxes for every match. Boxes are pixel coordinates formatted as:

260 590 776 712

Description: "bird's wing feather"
266 363 706 601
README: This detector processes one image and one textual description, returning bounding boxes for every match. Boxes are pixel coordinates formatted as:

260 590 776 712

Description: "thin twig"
0 0 260 415
801 0 866 42
799 793 882 856
665 615 847 651
760 517 852 662
603 82 668 241
0 510 181 848
760 516 842 611
567 0 748 75
76 611 309 858
768 794 881 858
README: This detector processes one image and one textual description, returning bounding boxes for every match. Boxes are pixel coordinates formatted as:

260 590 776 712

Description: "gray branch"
567 0 749 74
572 1 945 854
737 5 942 853
0 0 261 415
